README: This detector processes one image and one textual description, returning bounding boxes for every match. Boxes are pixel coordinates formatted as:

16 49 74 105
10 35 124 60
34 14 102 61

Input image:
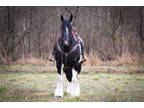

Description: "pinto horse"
54 14 84 98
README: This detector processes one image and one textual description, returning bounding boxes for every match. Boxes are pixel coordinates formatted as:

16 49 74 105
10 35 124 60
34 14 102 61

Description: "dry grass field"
0 63 144 102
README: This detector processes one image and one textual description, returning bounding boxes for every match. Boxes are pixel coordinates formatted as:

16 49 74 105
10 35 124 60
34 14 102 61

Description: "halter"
57 42 80 57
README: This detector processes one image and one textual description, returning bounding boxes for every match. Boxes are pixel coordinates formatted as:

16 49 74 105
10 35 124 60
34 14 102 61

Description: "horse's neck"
71 32 78 46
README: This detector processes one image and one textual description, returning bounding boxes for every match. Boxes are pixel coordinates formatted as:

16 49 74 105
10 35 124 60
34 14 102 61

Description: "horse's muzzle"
63 41 69 46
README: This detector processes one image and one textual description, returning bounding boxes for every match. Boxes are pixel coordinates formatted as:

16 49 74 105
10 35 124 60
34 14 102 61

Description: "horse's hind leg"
71 68 80 97
54 62 63 98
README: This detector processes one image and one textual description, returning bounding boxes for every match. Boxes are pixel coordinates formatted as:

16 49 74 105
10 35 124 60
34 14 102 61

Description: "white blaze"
66 26 69 36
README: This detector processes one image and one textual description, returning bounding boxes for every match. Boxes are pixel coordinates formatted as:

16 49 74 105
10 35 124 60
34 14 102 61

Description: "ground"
0 64 144 102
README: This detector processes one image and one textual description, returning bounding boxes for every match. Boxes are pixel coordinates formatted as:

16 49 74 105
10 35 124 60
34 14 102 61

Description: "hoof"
66 87 71 94
54 89 63 98
54 96 62 99
71 91 80 97
66 90 71 94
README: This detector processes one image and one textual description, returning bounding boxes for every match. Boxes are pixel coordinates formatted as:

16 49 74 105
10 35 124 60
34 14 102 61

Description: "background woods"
0 6 144 65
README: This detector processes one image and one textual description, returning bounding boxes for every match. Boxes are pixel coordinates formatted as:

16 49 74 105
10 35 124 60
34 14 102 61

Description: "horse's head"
60 14 73 47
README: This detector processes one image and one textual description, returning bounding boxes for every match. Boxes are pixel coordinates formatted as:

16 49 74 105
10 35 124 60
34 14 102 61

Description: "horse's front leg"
54 62 63 98
71 68 80 97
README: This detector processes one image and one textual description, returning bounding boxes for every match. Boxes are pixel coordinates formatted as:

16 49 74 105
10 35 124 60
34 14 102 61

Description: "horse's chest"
62 55 74 65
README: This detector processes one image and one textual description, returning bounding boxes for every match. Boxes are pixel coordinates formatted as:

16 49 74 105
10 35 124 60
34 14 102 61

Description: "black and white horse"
54 14 83 97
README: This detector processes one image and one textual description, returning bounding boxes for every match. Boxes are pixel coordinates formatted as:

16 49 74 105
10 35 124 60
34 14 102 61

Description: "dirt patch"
82 72 89 74
0 70 28 74
8 89 45 95
134 70 144 74
94 66 144 74
37 71 48 74
0 70 32 74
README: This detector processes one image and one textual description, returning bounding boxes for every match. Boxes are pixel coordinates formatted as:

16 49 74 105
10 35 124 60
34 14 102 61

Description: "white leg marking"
54 65 64 97
66 81 71 94
71 68 80 97
54 74 63 97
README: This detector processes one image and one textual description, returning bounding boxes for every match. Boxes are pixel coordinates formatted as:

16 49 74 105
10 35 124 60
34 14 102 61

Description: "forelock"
61 19 72 31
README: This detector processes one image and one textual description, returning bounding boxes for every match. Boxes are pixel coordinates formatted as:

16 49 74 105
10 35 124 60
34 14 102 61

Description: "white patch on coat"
78 55 82 63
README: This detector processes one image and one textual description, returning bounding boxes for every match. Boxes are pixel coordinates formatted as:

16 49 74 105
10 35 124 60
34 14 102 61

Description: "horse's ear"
61 15 64 22
69 14 73 22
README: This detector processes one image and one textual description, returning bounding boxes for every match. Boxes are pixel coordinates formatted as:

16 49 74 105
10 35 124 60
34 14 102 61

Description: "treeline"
0 6 144 64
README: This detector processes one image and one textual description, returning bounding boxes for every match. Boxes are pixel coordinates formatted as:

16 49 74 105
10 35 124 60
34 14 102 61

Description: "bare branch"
64 7 79 26
73 6 79 26
64 7 73 14
138 7 144 41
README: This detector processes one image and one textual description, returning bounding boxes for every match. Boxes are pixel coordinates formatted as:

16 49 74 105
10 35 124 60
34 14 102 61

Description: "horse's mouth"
63 41 70 47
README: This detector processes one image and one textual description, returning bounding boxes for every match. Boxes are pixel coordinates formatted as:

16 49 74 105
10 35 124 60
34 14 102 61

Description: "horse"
54 14 84 98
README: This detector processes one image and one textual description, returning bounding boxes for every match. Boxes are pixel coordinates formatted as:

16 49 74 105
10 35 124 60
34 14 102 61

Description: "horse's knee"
57 74 62 81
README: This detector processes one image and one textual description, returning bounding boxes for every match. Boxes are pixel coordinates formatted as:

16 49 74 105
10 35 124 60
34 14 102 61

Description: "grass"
0 64 144 102
0 87 6 93
93 77 100 81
